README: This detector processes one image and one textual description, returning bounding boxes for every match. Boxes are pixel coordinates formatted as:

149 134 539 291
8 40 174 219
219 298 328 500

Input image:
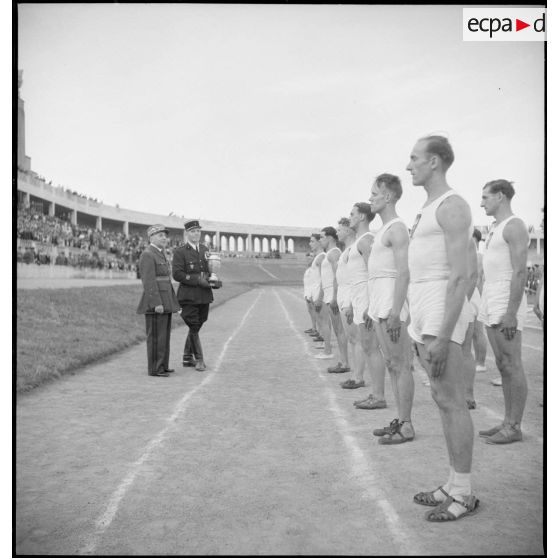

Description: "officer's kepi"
184 220 201 231
147 224 169 237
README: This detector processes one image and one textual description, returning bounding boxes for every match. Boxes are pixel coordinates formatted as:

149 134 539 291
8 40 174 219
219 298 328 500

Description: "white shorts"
350 282 369 325
323 285 334 304
478 282 527 330
408 280 470 345
337 284 351 310
367 277 409 322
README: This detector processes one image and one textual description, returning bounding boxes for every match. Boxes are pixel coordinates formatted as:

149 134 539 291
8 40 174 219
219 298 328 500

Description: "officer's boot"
183 332 195 367
192 332 206 371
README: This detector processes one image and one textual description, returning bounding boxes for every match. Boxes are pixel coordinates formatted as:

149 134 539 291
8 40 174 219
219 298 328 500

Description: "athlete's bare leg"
375 319 414 433
416 336 473 474
359 323 386 400
472 319 487 369
462 323 476 408
306 299 317 332
328 305 349 366
485 327 527 427
341 311 365 381
316 304 332 354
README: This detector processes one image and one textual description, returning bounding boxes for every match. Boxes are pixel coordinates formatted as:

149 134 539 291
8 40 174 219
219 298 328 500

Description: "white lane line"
79 290 263 555
523 343 543 353
273 288 417 556
257 264 279 279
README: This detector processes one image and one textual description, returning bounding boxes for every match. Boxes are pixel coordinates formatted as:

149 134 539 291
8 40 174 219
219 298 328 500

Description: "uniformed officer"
136 224 180 377
172 220 221 371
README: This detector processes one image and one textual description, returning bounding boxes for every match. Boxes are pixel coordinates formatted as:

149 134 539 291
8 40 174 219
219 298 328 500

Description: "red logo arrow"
516 19 530 31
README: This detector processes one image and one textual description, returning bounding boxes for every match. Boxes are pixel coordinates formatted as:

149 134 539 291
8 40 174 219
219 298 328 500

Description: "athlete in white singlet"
344 203 386 407
303 253 318 336
478 179 529 445
471 228 488 373
461 230 483 410
335 217 365 381
367 173 415 444
318 226 350 368
309 233 332 354
406 135 478 522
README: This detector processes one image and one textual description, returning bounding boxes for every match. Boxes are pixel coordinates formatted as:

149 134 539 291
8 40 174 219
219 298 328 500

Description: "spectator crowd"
16 207 182 271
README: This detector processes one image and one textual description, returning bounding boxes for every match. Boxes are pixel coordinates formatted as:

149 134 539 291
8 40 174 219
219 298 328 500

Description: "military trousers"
145 312 172 375
180 303 210 361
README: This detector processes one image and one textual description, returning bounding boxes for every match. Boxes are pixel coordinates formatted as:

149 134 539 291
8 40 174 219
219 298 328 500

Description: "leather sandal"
340 379 365 389
355 397 387 410
378 420 414 445
413 486 450 507
424 494 480 522
373 418 400 437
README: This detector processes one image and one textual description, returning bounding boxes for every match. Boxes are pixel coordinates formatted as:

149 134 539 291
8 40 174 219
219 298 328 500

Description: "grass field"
16 282 254 392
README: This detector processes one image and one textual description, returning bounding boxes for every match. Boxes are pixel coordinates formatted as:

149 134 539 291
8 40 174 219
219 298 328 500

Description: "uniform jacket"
136 244 180 314
172 242 214 305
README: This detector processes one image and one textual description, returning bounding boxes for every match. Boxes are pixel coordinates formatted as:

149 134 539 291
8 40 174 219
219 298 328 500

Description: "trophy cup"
207 252 222 289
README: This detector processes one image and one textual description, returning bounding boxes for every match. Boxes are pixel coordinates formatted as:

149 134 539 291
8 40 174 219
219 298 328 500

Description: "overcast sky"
17 3 545 230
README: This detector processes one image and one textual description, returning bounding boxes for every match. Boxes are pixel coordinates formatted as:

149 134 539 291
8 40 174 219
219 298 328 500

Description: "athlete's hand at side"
425 338 449 378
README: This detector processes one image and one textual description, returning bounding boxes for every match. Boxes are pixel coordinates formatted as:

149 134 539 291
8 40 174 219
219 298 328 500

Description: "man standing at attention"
309 233 331 354
303 253 319 337
406 135 479 521
334 217 364 381
345 203 386 407
318 226 350 369
172 220 216 371
137 224 180 377
477 179 529 444
367 173 415 444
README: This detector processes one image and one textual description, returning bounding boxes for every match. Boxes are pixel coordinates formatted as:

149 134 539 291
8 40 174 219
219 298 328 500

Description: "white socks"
441 466 455 495
450 471 472 498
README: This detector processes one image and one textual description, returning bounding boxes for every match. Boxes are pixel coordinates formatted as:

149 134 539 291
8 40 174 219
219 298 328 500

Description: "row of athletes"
303 134 533 523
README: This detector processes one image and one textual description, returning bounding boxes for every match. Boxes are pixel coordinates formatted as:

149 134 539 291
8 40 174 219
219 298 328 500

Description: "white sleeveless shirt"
347 232 373 286
303 266 313 298
309 253 324 298
368 217 407 279
483 216 528 284
409 190 471 283
321 247 341 289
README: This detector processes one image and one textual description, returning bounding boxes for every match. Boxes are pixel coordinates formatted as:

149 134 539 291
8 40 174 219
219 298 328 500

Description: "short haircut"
375 173 402 201
420 135 455 170
354 202 375 223
484 179 515 200
472 228 482 242
321 226 338 240
337 217 350 227
310 233 321 241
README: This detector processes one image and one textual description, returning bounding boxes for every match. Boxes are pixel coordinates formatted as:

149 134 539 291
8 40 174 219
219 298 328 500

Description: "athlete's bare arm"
358 234 374 262
357 234 374 328
476 252 484 295
501 218 529 339
314 252 326 310
385 222 410 343
466 238 478 301
427 196 471 377
328 249 341 314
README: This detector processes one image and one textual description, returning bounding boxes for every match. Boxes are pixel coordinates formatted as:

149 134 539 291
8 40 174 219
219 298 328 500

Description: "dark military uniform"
172 241 213 366
137 243 180 376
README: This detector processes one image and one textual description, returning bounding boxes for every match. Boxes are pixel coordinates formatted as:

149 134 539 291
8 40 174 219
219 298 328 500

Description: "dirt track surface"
16 287 544 555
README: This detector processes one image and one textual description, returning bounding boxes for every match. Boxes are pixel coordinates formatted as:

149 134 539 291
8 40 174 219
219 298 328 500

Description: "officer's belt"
155 276 171 281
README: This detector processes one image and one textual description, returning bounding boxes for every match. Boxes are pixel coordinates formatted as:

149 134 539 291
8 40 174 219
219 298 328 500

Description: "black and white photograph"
14 2 547 555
